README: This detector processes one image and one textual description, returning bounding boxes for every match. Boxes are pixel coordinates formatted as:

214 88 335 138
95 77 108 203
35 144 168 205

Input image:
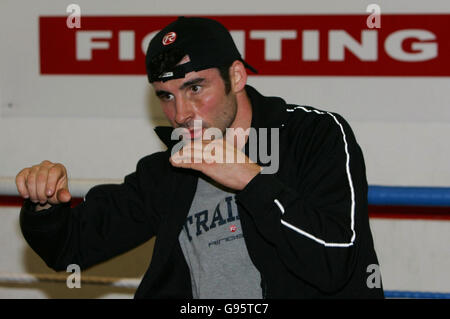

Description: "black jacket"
20 85 384 298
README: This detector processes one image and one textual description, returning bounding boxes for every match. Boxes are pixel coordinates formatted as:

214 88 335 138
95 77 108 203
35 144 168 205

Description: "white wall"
370 218 450 293
1 0 449 298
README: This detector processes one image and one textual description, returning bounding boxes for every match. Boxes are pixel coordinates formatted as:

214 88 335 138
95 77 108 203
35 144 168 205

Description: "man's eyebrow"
155 90 171 97
179 78 206 90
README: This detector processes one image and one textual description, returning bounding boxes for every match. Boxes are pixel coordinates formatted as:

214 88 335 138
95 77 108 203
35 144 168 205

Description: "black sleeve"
20 157 159 271
236 112 368 293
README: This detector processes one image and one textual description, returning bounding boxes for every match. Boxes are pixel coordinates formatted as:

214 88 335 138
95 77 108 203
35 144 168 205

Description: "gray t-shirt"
178 175 262 299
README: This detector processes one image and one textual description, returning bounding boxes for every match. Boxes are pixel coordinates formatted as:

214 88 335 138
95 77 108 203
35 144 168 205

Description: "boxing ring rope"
370 185 450 298
1 177 450 205
368 185 450 207
0 177 122 198
0 177 450 298
384 290 450 299
0 273 140 289
0 274 449 299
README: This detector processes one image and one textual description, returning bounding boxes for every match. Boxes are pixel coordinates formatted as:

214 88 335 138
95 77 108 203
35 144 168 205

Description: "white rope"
0 177 122 197
0 272 141 289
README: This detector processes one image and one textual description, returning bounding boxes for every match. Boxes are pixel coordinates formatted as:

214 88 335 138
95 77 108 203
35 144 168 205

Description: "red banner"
40 14 450 76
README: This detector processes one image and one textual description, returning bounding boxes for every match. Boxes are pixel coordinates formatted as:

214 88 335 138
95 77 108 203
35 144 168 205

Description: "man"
16 17 383 298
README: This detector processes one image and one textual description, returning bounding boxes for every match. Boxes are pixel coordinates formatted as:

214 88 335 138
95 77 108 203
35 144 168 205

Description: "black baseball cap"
145 16 257 83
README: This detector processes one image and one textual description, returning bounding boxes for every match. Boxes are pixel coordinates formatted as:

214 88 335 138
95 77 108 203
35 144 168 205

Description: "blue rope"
368 186 450 207
385 290 450 299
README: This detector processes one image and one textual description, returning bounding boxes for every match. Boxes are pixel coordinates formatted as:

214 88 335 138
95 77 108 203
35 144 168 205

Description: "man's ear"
230 60 248 93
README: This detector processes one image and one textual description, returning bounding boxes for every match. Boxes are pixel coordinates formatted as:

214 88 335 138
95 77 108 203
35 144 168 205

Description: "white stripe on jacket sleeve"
277 106 356 248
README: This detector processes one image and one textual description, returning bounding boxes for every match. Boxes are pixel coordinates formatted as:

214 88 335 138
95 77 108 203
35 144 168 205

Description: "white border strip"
279 106 356 248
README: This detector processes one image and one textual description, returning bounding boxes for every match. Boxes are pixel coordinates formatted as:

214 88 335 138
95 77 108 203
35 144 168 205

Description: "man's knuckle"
48 165 58 173
52 163 65 172
25 177 35 190
36 172 47 183
49 165 64 178
16 170 26 184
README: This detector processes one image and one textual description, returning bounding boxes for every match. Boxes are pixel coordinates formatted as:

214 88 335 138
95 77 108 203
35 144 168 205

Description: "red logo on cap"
162 32 177 46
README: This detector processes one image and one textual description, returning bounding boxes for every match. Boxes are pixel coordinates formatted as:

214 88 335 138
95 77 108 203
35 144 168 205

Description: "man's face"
152 66 237 140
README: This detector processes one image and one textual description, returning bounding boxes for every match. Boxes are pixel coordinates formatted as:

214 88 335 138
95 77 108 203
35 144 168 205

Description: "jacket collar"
153 85 290 148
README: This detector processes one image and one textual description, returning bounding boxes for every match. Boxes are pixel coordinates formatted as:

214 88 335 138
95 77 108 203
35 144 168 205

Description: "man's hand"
169 139 262 190
15 160 71 211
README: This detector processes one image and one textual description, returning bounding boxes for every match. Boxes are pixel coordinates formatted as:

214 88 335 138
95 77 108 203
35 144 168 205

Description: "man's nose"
174 97 195 127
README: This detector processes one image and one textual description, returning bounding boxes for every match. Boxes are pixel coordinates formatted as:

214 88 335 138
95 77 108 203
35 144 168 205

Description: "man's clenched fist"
15 160 71 211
